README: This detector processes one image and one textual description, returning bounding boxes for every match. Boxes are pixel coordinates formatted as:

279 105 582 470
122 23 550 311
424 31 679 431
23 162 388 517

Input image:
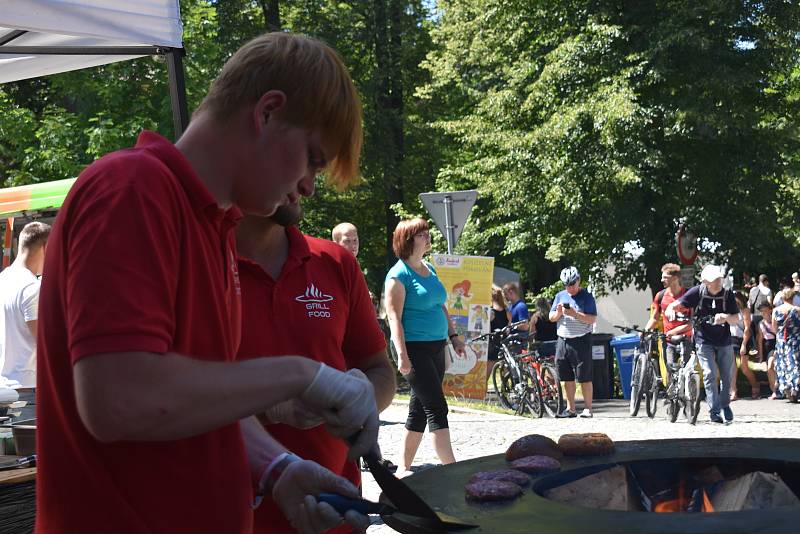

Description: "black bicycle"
470 321 536 416
614 325 664 418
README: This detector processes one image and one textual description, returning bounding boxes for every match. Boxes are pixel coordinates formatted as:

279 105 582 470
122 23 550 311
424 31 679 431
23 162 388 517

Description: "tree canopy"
422 0 800 294
1 0 799 295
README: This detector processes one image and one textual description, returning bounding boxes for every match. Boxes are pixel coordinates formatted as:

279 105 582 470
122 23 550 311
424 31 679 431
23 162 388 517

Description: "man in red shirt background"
237 203 396 533
36 32 378 534
644 263 693 377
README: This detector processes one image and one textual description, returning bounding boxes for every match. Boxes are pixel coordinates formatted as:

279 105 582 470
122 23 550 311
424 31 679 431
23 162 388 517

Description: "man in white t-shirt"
0 221 51 389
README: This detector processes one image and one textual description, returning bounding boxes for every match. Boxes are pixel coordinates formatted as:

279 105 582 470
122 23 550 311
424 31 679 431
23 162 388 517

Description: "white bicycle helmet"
560 266 580 286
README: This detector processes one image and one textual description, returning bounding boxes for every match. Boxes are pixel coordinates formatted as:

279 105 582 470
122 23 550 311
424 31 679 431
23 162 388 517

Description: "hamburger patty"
464 479 523 502
469 469 531 487
509 454 562 474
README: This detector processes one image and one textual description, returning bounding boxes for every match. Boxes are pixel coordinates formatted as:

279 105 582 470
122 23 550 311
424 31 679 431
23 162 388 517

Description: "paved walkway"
363 397 800 532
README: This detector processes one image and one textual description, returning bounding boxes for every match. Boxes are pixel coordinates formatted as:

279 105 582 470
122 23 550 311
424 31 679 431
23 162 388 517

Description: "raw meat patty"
464 479 523 502
509 455 562 474
469 469 531 487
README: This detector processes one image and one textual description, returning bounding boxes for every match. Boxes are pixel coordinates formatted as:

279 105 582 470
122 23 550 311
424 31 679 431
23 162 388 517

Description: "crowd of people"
488 269 599 418
743 272 800 402
485 263 800 427
646 264 800 424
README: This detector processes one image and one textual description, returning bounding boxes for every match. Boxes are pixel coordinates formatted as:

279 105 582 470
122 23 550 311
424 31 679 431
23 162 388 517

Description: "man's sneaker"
709 413 724 424
556 409 577 418
579 408 593 418
723 406 734 423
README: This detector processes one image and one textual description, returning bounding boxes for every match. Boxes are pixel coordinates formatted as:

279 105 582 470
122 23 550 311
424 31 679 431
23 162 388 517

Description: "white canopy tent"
0 0 188 136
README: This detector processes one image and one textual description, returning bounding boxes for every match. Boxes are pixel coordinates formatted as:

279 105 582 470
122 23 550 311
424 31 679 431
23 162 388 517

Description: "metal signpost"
419 190 478 254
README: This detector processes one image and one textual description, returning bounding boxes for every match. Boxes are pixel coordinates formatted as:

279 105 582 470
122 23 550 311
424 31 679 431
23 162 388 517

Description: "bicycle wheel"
629 352 644 417
666 398 679 423
664 372 680 423
645 362 659 418
539 363 563 417
522 369 544 418
491 361 515 410
686 372 702 425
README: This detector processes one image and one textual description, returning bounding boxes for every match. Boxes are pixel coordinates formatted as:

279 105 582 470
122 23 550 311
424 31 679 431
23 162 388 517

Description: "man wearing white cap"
665 265 740 423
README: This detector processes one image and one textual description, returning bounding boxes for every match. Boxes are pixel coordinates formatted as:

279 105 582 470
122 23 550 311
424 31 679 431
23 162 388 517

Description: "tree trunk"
259 0 282 31
374 0 404 265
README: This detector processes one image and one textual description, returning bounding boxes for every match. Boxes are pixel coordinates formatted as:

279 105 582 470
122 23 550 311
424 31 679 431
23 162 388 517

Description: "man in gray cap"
666 265 740 424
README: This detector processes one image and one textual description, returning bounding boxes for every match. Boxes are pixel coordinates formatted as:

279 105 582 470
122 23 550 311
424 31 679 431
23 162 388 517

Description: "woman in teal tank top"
384 218 466 475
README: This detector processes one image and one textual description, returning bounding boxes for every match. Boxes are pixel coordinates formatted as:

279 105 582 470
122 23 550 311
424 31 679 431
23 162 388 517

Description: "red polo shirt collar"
239 226 312 280
135 131 242 225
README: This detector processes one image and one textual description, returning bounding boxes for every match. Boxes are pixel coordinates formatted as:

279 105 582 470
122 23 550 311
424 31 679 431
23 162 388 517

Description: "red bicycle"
519 343 563 418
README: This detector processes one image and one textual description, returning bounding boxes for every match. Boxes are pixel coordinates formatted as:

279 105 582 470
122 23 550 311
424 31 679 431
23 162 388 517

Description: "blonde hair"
331 222 357 242
782 287 796 302
196 32 363 188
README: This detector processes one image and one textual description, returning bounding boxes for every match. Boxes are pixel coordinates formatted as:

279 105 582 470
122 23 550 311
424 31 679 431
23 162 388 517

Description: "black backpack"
695 284 732 318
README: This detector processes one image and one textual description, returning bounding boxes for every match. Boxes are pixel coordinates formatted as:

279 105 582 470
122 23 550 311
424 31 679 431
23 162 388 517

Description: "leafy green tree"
421 0 800 295
0 0 220 188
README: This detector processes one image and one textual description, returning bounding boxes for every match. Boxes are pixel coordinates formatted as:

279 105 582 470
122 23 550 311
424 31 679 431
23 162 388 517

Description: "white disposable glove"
272 459 370 534
300 364 379 460
262 399 325 430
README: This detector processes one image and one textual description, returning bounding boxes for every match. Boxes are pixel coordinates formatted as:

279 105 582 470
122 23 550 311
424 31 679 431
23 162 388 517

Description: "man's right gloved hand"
272 459 370 534
300 364 379 460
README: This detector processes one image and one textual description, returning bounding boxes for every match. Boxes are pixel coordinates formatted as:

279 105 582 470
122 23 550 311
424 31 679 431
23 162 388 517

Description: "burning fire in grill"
542 459 800 513
652 487 714 513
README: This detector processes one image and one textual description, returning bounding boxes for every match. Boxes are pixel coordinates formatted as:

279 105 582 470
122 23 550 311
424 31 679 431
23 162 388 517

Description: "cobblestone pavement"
363 397 800 532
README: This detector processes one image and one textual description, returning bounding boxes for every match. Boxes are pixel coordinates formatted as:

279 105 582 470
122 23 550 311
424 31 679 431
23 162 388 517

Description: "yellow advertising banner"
431 254 494 399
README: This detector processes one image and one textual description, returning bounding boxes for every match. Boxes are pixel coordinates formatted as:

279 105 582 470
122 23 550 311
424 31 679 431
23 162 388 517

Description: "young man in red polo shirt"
237 204 396 533
36 33 378 534
644 262 693 379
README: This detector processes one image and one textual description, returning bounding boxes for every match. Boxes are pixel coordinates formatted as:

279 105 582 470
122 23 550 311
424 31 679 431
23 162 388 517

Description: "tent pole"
3 218 14 269
165 47 189 140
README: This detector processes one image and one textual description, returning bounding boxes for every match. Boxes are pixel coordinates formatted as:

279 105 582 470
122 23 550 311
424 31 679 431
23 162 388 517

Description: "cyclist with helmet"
549 266 598 418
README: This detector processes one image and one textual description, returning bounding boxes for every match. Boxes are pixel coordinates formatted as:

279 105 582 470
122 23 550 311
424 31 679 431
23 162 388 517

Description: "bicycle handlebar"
613 324 665 338
674 312 716 326
467 320 529 344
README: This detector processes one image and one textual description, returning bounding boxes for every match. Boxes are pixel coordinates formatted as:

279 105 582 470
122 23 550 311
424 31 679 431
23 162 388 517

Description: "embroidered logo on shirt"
295 284 333 303
295 284 334 318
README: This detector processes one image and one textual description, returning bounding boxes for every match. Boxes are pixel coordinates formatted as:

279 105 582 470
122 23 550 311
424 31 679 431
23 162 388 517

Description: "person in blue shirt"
549 267 598 418
384 218 466 476
502 282 530 331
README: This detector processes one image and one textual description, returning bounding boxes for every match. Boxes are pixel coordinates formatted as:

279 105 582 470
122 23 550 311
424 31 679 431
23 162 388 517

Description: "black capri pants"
405 340 449 432
556 333 593 383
